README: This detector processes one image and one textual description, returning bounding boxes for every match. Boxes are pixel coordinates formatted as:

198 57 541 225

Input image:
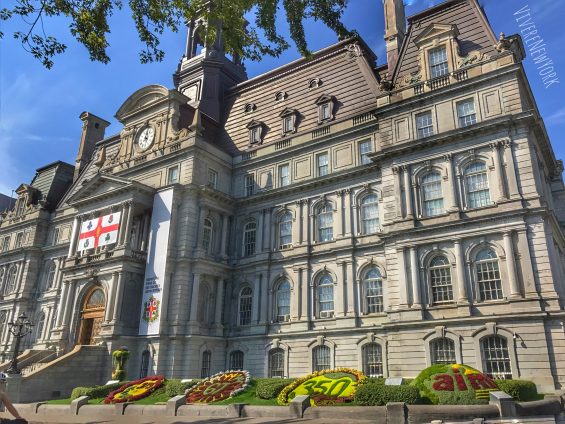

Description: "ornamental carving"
344 42 363 60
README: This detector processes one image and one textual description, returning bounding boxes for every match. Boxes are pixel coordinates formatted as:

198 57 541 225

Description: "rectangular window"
429 47 449 78
208 169 218 189
1 236 10 252
52 228 60 246
279 164 290 187
245 174 255 197
14 232 23 249
457 99 477 127
359 140 373 165
416 111 434 138
167 166 179 184
250 127 261 144
320 103 331 121
283 116 294 133
317 153 329 177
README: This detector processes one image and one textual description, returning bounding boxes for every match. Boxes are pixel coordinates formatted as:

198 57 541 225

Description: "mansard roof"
392 0 498 82
221 37 383 154
115 84 189 123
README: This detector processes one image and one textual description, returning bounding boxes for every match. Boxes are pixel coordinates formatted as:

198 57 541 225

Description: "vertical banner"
139 188 174 336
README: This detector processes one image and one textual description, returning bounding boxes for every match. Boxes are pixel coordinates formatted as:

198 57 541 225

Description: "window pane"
244 223 256 257
429 47 449 78
476 249 503 301
312 346 330 372
482 336 512 379
201 351 211 378
429 256 453 303
465 162 491 208
363 343 383 377
245 175 255 197
239 287 252 325
279 164 290 187
318 276 334 317
317 153 329 176
276 280 291 322
279 212 293 247
421 172 444 217
208 170 218 188
359 140 373 165
431 338 456 364
230 350 244 370
269 348 285 378
457 100 477 127
365 268 383 314
317 204 333 242
416 112 434 138
361 195 379 234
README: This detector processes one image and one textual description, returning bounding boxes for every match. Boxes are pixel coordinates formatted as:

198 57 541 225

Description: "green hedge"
71 381 127 400
165 379 200 397
495 380 538 401
256 378 294 399
354 383 421 406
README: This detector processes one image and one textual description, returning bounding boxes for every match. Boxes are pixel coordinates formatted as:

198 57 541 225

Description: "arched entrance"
78 287 106 345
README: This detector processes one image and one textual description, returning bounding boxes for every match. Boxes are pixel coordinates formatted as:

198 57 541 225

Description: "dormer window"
308 78 322 89
275 91 287 102
279 108 298 135
429 47 449 78
246 120 264 145
315 94 336 124
244 103 256 113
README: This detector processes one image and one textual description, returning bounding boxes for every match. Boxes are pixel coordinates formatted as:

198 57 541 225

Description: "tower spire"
383 0 406 72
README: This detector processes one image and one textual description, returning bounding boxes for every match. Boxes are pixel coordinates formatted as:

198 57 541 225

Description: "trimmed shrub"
165 379 200 397
256 378 294 399
495 380 538 401
354 383 421 406
363 377 386 385
71 381 127 400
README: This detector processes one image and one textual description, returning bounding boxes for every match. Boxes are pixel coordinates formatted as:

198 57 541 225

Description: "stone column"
503 140 520 198
336 191 344 237
112 272 125 321
291 268 300 320
454 240 468 302
402 165 413 218
43 307 53 340
220 215 229 256
68 216 81 257
106 272 118 322
491 142 507 201
346 261 355 316
300 269 308 320
256 211 264 252
189 274 201 321
397 248 408 308
335 262 345 317
292 203 301 246
62 282 76 327
264 209 272 252
55 281 69 327
121 202 134 248
140 212 151 251
410 247 421 307
252 277 260 323
118 203 129 246
214 278 225 325
444 154 459 211
15 261 25 294
503 231 521 298
344 189 353 236
260 274 268 324
516 229 537 296
393 167 402 219
194 205 204 248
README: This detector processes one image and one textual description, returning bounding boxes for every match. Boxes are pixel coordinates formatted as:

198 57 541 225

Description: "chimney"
383 0 406 73
75 112 111 181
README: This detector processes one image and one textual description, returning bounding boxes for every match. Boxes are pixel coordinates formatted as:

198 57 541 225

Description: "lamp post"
6 313 33 375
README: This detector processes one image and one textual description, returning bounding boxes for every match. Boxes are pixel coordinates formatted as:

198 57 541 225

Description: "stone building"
0 0 564 394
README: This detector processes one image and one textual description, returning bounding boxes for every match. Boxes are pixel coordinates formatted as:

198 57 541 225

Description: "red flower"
432 374 454 391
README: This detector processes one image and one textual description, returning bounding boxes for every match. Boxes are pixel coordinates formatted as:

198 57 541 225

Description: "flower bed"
277 368 365 406
186 370 250 403
412 364 498 405
104 375 165 404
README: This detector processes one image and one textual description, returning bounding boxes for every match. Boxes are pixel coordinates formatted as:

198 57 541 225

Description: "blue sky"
0 0 563 197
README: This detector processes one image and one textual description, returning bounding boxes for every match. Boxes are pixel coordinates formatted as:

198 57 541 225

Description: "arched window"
34 312 46 342
421 172 444 217
201 350 212 378
46 262 57 289
4 265 17 295
430 338 456 364
238 287 252 326
275 280 291 322
361 194 379 234
362 343 383 377
317 275 334 319
364 267 383 314
481 336 512 379
429 256 453 304
317 203 333 242
312 345 330 372
269 348 285 378
464 162 491 209
278 212 293 248
243 222 256 257
230 350 244 370
86 288 105 309
202 218 213 253
475 249 503 301
139 350 150 378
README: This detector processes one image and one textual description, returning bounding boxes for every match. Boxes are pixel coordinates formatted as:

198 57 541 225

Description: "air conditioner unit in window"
319 311 334 319
277 315 290 323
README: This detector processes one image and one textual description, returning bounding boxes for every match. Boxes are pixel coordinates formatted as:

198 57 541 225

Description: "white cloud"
545 107 565 126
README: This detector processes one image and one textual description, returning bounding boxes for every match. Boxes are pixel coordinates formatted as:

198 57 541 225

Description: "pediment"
279 107 298 117
246 119 264 129
315 94 335 105
67 173 153 206
115 85 189 123
414 23 460 47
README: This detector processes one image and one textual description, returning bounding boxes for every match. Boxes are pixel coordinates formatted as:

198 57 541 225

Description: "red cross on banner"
78 212 121 251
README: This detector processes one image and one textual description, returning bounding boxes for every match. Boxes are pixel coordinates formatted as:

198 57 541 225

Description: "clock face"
136 126 155 151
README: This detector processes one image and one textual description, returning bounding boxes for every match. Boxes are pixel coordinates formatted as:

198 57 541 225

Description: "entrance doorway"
78 287 106 345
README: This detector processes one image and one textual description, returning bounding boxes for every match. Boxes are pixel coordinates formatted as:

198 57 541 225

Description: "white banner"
77 212 121 251
139 188 174 336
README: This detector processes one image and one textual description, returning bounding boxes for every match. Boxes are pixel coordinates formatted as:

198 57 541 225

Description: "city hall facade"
0 0 564 392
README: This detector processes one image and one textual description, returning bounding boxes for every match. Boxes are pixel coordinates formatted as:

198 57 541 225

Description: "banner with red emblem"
77 212 121 251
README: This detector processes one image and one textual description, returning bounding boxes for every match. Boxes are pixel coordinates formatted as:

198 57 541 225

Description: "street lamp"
6 313 33 375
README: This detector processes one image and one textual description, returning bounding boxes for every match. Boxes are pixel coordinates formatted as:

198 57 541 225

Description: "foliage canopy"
0 0 353 69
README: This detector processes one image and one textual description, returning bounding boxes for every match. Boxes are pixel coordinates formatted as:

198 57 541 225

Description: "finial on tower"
383 0 406 72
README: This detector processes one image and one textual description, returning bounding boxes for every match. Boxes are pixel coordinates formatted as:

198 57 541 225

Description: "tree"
0 0 353 69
